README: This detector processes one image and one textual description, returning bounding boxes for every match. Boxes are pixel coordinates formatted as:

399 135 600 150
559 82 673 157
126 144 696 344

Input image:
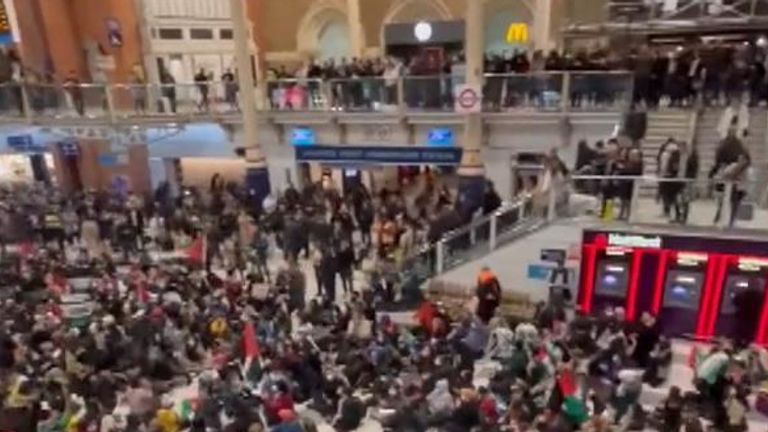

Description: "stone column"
457 0 486 216
231 0 270 205
533 0 554 51
346 0 366 58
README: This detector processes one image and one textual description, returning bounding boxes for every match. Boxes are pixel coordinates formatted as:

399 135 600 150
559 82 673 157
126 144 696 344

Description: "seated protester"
332 386 365 432
426 378 455 422
477 386 499 426
485 317 515 361
444 388 481 432
271 409 303 432
658 386 683 432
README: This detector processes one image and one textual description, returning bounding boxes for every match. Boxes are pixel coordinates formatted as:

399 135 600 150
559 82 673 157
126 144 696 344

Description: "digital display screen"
291 128 316 146
426 128 455 147
720 276 765 315
595 260 629 298
663 270 704 309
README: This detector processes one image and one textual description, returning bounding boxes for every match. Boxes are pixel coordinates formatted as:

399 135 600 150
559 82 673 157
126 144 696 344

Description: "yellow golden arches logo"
506 22 529 44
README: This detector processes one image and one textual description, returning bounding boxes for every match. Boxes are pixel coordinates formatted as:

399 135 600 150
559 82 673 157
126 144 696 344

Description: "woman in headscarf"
426 378 455 420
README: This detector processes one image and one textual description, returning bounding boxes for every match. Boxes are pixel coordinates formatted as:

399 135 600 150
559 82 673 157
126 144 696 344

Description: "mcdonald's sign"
0 1 10 35
506 22 529 44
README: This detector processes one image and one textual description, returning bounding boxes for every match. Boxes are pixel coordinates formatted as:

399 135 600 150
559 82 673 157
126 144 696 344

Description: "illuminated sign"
506 22 529 44
677 252 708 266
608 233 662 249
414 21 433 42
0 1 9 35
738 257 768 271
290 127 316 146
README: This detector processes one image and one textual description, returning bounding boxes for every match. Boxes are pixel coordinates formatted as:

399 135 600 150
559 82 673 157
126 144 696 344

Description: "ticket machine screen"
663 270 704 309
720 276 766 315
595 260 629 298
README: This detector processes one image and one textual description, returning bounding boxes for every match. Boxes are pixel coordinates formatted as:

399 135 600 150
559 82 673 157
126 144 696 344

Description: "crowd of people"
569 107 753 226
266 40 768 112
0 169 509 431
0 170 764 432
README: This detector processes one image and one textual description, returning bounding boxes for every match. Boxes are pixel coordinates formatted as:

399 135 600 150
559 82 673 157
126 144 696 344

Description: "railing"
400 195 545 284
0 71 634 122
545 174 767 230
402 174 767 285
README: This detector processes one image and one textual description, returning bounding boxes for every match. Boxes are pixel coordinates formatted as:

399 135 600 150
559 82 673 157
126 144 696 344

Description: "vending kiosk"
580 229 768 342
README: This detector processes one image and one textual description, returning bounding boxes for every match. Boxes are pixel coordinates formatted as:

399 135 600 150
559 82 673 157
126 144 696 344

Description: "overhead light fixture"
757 36 768 47
414 21 433 42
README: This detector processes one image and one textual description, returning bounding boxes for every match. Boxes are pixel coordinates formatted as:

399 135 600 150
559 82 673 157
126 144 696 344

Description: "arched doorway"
317 19 351 60
484 0 534 54
382 0 452 24
296 0 351 59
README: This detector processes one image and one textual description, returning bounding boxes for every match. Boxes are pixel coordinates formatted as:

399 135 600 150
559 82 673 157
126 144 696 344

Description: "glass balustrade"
0 72 635 120
567 72 634 111
484 72 564 112
555 175 766 231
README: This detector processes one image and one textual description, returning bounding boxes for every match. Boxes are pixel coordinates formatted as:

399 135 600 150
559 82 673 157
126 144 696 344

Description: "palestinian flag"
178 398 199 422
185 237 205 265
242 321 260 360
558 368 588 425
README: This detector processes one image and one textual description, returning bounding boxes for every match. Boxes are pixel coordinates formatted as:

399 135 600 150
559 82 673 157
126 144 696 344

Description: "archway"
317 19 351 60
484 0 534 54
383 0 453 24
296 0 351 59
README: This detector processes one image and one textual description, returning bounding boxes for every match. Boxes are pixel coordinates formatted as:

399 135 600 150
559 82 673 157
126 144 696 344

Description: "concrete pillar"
133 0 160 85
457 0 486 216
533 0 554 52
231 0 270 206
245 0 268 109
346 0 366 58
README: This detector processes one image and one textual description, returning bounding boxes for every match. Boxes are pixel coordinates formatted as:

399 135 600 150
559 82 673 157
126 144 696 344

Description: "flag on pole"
185 237 205 265
559 368 588 425
243 321 260 360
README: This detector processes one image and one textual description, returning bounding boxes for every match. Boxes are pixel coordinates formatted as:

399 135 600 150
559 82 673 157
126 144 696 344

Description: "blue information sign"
7 135 47 153
295 145 463 165
427 128 454 147
290 127 316 146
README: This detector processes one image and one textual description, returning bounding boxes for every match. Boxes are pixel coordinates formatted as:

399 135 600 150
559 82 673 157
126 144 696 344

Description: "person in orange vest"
476 266 501 323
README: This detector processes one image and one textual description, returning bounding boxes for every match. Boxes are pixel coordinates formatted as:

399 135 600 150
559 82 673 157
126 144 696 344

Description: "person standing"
710 122 751 227
194 68 210 112
221 68 239 111
475 266 501 323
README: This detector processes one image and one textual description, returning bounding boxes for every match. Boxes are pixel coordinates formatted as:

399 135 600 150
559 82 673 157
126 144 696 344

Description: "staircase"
641 110 695 195
694 108 768 201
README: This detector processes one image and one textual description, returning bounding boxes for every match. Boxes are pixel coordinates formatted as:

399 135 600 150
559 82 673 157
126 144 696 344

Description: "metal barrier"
0 71 635 121
549 174 766 230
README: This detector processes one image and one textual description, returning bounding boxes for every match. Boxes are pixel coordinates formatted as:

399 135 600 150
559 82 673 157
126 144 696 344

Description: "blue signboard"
7 135 47 153
290 127 316 146
527 264 554 281
427 128 455 147
295 145 463 165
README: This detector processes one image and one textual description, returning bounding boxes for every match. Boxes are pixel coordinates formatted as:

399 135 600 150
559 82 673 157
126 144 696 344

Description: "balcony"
0 72 634 127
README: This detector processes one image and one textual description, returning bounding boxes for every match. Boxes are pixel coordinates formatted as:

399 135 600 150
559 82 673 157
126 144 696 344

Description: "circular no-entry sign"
457 87 479 111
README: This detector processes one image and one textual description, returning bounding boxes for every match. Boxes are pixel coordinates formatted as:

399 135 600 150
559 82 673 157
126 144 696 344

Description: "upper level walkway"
0 72 633 127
